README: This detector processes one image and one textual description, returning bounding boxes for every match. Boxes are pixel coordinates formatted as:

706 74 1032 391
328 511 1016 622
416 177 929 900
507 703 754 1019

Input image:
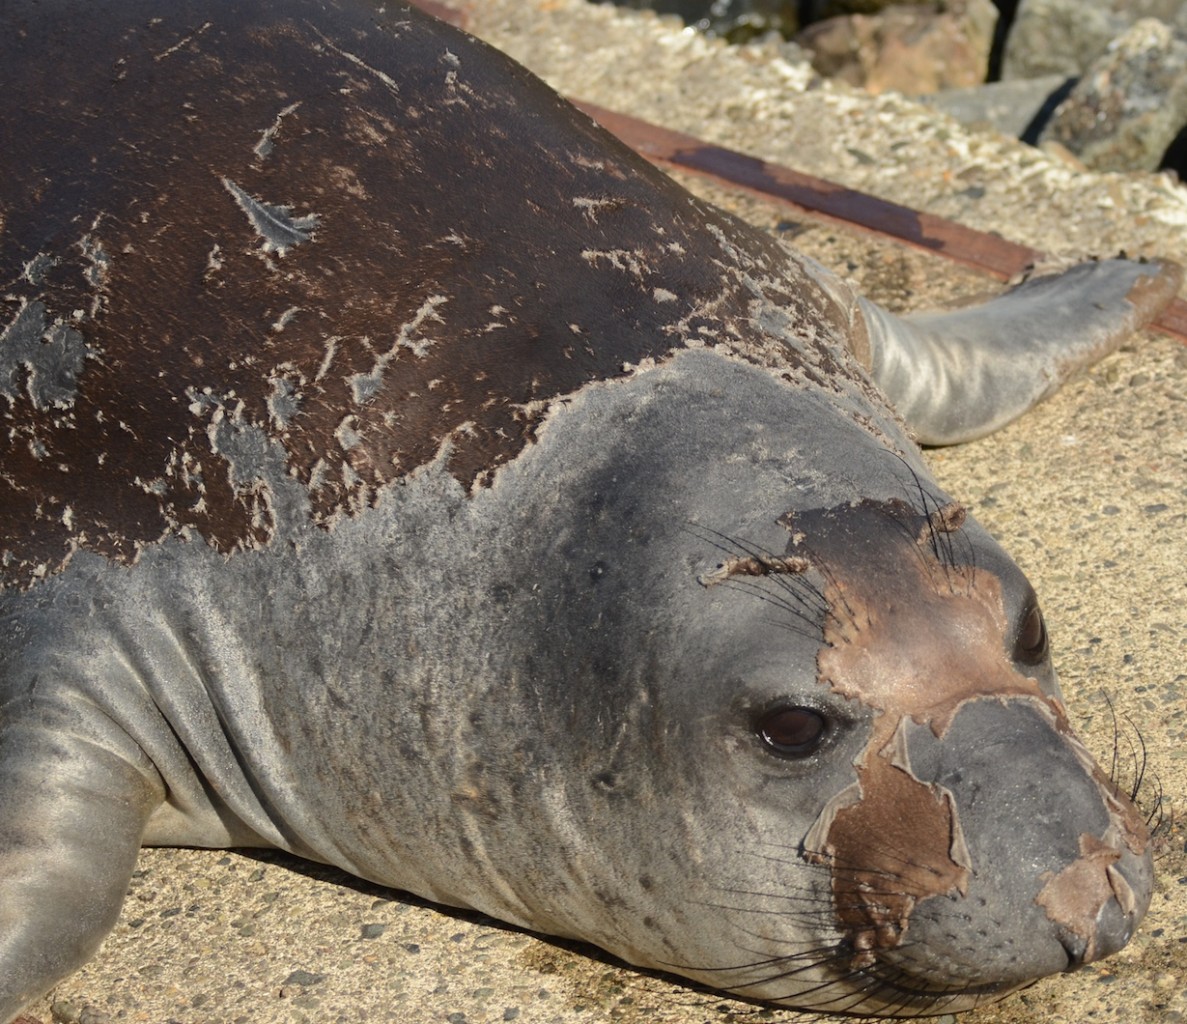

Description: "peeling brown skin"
803 499 1046 732
1037 833 1127 964
0 0 874 589
789 498 1150 970
815 746 971 969
698 552 810 586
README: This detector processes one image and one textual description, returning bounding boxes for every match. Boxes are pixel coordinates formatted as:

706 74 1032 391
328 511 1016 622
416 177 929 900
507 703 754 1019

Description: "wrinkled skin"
0 1 1176 1020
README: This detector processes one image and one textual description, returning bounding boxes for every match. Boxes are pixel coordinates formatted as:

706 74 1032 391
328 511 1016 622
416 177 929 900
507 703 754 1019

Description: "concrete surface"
19 1 1187 1022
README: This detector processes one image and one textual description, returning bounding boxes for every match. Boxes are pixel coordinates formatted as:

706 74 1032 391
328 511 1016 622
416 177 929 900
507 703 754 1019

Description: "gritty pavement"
20 1 1187 1023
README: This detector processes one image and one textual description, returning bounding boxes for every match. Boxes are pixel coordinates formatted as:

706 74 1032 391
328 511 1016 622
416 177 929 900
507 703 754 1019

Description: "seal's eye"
757 705 828 758
1015 602 1049 665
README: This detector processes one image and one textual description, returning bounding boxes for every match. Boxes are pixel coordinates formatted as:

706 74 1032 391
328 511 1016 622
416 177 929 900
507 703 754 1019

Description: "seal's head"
458 361 1153 1019
682 492 1152 1015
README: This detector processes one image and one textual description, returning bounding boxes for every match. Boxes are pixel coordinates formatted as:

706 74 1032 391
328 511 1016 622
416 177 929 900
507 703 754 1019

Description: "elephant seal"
0 1 1179 1019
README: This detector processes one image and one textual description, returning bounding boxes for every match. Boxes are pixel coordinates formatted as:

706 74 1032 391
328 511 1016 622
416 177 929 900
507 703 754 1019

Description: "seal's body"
0 2 1177 1020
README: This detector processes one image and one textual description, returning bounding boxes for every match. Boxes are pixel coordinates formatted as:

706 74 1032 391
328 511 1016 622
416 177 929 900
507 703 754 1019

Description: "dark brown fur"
1 0 873 588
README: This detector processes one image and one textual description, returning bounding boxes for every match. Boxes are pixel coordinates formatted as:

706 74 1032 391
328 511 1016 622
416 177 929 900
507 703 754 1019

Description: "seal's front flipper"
0 708 163 1021
857 259 1183 445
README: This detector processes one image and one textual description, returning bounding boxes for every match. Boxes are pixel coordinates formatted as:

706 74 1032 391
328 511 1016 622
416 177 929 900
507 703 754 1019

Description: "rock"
598 0 803 40
1002 0 1187 80
1038 18 1187 172
795 0 998 93
920 74 1071 138
801 0 936 16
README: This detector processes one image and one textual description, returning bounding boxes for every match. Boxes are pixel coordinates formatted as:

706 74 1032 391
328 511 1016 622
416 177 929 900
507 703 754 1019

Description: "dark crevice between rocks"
1160 123 1187 180
1018 76 1076 145
986 0 1020 81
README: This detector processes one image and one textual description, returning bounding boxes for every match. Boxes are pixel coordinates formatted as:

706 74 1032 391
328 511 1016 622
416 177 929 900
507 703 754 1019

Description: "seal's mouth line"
656 940 1014 1015
764 964 1014 1018
853 959 1018 1006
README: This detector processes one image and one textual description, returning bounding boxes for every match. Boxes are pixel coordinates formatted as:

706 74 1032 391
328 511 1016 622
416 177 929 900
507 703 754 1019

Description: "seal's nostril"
1086 877 1146 963
1058 929 1089 971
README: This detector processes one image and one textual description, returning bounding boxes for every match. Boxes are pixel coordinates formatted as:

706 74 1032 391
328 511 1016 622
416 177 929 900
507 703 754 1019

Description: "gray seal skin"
0 0 1180 1019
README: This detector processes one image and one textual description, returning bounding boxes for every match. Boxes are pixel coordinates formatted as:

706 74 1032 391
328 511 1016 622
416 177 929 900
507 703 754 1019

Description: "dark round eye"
757 705 829 758
1015 602 1049 665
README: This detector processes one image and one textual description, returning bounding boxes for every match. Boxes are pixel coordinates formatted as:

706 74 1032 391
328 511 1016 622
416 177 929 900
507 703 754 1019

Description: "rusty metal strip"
408 1 1187 342
575 99 1045 280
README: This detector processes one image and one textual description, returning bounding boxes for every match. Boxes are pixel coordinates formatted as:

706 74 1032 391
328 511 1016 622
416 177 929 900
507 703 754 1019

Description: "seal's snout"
894 697 1153 989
